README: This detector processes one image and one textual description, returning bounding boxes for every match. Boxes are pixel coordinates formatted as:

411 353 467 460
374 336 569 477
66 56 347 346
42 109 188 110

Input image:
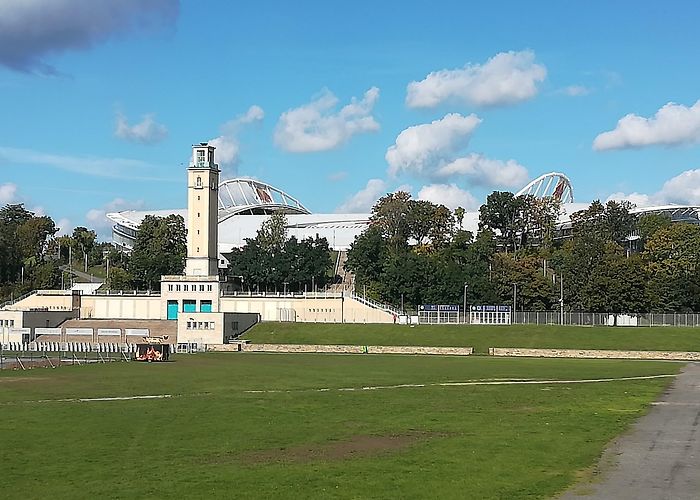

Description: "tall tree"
371 191 411 253
479 192 527 252
130 214 187 290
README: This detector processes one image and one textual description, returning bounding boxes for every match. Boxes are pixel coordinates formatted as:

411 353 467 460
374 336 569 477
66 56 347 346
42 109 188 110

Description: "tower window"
197 213 200 217
197 195 200 200
196 176 202 187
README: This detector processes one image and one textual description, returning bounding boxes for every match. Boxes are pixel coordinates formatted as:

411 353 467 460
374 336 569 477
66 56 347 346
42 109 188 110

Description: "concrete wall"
4 292 72 311
489 347 700 361
177 311 224 345
219 295 394 323
0 310 24 342
81 296 161 320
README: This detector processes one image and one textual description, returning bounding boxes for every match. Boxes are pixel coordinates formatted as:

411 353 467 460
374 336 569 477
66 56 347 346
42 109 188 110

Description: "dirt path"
560 362 700 500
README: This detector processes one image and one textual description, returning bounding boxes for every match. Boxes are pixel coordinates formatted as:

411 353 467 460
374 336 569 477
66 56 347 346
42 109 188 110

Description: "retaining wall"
488 347 700 361
208 343 473 355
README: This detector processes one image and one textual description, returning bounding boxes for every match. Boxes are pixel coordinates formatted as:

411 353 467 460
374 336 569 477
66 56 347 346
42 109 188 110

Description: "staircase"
328 251 354 292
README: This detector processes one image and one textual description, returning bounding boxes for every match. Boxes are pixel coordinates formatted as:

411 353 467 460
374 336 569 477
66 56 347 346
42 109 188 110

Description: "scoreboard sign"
470 305 512 325
418 304 460 324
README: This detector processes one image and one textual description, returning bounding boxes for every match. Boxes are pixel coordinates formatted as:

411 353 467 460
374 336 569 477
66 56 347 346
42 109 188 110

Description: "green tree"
72 227 97 271
106 267 134 290
371 191 411 253
130 214 186 290
643 223 700 311
479 192 527 252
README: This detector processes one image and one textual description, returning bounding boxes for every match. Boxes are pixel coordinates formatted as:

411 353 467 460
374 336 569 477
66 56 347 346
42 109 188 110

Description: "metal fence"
511 311 700 327
0 342 137 370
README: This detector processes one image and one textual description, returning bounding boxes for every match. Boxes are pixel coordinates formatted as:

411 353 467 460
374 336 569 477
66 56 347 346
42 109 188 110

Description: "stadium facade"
107 172 700 259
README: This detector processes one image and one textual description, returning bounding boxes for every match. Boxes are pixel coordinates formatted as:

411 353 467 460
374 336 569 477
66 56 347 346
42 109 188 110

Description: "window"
197 195 200 200
210 322 215 330
197 230 200 235
176 284 181 292
207 285 212 292
197 322 203 329
197 212 200 217
199 284 205 291
197 247 200 252
200 300 212 313
186 321 192 329
168 284 173 291
184 284 189 292
183 300 196 313
203 322 209 329
196 176 202 187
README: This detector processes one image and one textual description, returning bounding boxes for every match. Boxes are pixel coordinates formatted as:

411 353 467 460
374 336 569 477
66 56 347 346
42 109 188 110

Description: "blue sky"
1 0 700 239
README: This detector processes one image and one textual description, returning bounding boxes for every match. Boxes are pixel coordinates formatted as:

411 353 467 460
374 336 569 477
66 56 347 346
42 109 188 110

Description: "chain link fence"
511 311 700 327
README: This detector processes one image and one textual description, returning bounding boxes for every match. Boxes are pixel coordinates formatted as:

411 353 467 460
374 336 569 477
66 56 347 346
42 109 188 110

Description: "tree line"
346 191 700 314
4 191 700 314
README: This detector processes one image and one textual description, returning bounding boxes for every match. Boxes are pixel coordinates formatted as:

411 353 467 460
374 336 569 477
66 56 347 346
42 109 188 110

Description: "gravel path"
560 362 700 499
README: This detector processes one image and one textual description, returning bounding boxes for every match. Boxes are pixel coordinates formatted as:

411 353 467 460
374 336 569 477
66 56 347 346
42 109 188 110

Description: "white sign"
65 328 93 336
35 328 61 336
97 328 121 336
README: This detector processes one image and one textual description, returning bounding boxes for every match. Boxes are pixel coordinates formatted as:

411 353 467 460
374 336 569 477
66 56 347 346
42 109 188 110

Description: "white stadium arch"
516 172 574 203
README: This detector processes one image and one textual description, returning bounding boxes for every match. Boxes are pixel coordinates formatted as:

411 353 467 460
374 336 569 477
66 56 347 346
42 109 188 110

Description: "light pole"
283 282 288 295
463 283 468 324
559 273 564 325
512 283 517 313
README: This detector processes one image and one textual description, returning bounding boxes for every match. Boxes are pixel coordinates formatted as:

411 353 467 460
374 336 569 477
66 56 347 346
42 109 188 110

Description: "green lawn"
0 353 681 499
244 322 700 354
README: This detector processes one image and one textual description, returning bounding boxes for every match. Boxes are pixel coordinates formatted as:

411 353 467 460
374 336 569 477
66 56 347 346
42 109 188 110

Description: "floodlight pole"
560 274 564 325
463 283 468 324
513 283 517 313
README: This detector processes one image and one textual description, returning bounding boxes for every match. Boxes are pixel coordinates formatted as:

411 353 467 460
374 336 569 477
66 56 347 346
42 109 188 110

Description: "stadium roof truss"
516 172 574 203
217 178 310 222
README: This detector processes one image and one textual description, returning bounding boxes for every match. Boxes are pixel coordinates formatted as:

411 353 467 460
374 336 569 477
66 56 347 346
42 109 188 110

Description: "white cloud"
386 113 481 177
209 105 265 177
594 100 700 151
55 217 72 237
606 191 654 207
0 0 179 74
0 146 174 181
436 154 528 188
562 85 590 97
385 113 527 187
115 112 168 144
416 184 479 210
328 171 348 182
87 197 145 239
607 169 700 207
406 50 546 108
275 87 380 153
208 136 239 166
0 182 18 204
335 179 387 213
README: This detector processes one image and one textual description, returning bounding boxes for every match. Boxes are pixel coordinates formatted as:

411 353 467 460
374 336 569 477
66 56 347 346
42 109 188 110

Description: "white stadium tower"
107 171 700 262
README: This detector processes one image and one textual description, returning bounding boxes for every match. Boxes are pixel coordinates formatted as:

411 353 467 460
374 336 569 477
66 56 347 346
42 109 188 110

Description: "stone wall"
488 347 700 361
208 343 474 355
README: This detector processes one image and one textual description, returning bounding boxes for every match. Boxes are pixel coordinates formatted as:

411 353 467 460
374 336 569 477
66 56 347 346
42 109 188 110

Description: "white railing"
221 290 344 299
349 293 402 316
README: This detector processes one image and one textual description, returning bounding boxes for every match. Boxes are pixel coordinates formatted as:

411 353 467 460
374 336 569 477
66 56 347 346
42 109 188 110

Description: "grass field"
0 353 682 499
244 322 700 354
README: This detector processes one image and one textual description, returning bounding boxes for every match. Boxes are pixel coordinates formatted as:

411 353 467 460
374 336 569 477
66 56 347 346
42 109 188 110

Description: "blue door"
167 300 178 320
